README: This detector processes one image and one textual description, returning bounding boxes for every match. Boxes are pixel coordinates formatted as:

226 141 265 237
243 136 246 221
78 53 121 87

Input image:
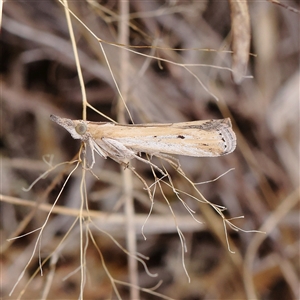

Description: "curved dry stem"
114 279 175 300
11 210 80 299
89 219 157 278
147 164 191 282
22 160 79 192
9 161 80 296
195 168 235 185
157 154 264 254
88 226 122 300
62 0 87 120
243 187 300 299
57 0 241 110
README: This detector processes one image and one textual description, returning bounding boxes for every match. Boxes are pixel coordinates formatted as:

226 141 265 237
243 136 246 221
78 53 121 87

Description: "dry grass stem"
1 1 298 299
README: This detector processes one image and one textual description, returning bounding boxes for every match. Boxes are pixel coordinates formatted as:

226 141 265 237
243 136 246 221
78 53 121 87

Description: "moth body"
50 115 236 166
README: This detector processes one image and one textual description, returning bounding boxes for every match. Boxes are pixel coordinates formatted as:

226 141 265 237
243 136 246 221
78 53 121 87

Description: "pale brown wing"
90 119 236 157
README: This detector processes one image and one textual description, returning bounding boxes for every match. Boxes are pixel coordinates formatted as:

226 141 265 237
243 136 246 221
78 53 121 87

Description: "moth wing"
87 118 236 157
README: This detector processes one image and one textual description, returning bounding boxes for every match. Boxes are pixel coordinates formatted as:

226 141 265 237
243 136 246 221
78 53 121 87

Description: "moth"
50 115 236 168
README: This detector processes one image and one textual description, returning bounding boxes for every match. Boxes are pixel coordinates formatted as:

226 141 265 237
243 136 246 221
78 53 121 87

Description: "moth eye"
75 123 87 135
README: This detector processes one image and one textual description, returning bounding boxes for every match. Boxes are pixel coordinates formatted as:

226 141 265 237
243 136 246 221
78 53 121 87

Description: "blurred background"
1 1 299 299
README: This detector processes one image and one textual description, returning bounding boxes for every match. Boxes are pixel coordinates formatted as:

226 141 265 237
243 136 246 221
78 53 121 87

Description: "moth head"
50 115 89 141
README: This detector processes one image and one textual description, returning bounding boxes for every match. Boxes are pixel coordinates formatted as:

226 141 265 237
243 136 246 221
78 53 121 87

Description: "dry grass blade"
267 0 300 14
244 187 300 299
229 0 251 84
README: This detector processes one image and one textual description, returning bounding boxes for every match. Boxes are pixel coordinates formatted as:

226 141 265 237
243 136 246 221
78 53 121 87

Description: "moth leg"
102 138 136 161
87 138 108 169
102 138 166 175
